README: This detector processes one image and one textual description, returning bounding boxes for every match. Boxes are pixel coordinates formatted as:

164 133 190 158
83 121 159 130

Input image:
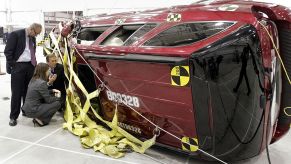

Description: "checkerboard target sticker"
166 13 182 22
181 137 198 152
171 66 190 86
115 18 126 25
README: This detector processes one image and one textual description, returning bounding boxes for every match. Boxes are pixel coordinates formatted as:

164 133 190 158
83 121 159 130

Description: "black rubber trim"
84 53 188 64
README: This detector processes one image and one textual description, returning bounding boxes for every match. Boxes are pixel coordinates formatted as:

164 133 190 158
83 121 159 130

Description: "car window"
144 22 234 47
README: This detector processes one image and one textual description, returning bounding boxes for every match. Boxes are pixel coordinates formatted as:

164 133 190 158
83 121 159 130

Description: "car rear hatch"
75 21 245 152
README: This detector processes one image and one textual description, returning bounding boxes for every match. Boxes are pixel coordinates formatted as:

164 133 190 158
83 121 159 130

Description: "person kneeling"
22 63 61 127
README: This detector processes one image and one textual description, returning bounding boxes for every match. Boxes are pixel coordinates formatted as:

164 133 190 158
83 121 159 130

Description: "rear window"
77 26 109 45
101 24 156 46
123 24 157 46
143 22 235 47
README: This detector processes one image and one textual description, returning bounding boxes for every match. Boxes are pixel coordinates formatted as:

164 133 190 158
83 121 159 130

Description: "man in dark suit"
4 23 42 126
46 53 67 111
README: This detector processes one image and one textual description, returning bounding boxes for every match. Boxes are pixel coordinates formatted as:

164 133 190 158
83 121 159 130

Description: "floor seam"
141 153 168 164
0 127 62 164
0 134 136 164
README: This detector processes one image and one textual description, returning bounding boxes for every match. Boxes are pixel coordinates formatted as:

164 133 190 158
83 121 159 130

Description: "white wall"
2 0 195 12
0 0 289 59
0 0 290 30
1 0 290 12
0 0 197 31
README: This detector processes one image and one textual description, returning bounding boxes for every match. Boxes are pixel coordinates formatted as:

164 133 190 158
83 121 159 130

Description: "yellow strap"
48 30 156 158
43 47 51 55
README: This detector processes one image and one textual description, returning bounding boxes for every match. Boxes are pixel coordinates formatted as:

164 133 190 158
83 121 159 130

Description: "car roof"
75 0 290 56
80 0 283 27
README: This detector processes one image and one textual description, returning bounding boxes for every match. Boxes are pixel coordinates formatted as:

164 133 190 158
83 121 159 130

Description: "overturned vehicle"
64 0 291 162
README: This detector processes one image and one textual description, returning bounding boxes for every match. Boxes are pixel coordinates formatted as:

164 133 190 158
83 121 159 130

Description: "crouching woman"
22 63 61 126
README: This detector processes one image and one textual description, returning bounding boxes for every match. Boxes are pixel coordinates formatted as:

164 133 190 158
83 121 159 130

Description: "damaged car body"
63 0 291 161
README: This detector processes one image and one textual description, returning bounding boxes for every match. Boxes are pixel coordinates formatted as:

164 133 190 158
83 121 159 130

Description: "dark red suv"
68 0 291 161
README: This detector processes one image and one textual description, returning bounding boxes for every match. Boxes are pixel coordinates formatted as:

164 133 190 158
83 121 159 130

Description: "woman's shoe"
32 119 45 127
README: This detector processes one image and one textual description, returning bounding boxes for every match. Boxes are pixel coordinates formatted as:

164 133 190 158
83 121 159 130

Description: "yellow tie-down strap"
37 37 50 46
49 32 156 158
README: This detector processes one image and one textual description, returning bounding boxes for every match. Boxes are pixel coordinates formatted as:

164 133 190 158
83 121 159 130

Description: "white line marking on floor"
0 134 136 164
141 153 168 164
0 127 62 164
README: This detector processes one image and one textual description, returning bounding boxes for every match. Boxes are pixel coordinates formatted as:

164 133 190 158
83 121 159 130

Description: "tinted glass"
144 22 234 47
101 25 143 46
123 24 157 46
77 26 109 44
191 29 266 159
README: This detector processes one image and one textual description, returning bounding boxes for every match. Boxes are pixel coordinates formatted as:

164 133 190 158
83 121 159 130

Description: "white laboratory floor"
0 53 290 164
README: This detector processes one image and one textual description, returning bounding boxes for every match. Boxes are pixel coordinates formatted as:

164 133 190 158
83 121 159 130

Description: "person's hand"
52 89 60 92
48 74 57 85
52 89 61 97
